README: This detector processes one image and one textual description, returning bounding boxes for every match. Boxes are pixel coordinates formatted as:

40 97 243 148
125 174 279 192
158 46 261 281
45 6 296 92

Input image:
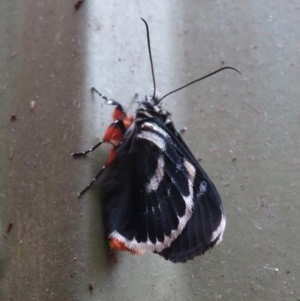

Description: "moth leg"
125 92 139 112
91 87 123 108
78 164 106 197
129 92 139 105
71 141 103 157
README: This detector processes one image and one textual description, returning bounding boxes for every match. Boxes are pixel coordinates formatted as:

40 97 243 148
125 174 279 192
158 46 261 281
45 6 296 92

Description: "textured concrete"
1 1 299 300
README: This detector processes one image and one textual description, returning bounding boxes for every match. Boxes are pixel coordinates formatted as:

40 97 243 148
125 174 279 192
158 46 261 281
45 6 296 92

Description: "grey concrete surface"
1 1 299 301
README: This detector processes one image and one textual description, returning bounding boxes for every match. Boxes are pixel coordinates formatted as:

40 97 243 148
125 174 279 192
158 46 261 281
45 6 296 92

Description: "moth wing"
101 124 196 253
157 168 226 262
148 120 226 261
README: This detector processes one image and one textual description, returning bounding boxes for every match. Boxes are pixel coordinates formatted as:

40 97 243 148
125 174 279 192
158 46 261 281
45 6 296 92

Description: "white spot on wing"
182 159 196 211
110 226 192 253
140 111 153 118
137 131 166 150
146 156 165 192
141 122 170 138
211 214 226 244
199 181 207 195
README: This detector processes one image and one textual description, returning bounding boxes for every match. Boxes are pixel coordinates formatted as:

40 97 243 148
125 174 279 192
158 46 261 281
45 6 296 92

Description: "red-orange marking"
102 109 134 165
109 238 139 254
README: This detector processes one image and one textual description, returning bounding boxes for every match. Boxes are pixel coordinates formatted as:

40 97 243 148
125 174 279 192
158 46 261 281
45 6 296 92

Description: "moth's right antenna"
157 67 241 103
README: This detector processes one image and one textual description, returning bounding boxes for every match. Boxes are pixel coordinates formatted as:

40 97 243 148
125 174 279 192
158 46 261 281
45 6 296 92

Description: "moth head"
137 98 171 124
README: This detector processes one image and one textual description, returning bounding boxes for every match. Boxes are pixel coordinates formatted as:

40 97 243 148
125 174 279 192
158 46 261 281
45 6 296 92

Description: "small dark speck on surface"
74 0 84 10
9 148 14 161
10 112 17 121
6 222 14 234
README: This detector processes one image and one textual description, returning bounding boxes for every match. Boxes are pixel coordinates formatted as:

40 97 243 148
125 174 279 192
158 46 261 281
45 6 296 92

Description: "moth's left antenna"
141 18 156 101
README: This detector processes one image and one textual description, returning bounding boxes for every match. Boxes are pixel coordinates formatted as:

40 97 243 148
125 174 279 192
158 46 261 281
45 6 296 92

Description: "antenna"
141 18 157 101
157 66 241 103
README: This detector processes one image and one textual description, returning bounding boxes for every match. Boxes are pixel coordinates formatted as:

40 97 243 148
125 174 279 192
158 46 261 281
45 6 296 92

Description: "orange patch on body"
112 107 125 120
102 126 124 145
123 115 134 128
101 113 134 166
106 149 116 165
102 115 134 146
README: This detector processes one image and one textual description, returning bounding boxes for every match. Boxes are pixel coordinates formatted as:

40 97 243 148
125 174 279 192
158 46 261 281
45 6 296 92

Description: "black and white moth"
72 19 239 263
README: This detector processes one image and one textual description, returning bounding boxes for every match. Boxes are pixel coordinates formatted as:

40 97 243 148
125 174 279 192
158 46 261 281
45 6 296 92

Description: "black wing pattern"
158 119 226 262
157 169 225 262
101 117 225 261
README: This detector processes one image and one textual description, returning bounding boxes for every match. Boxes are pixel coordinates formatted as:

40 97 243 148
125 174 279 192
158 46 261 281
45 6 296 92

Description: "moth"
72 19 239 262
